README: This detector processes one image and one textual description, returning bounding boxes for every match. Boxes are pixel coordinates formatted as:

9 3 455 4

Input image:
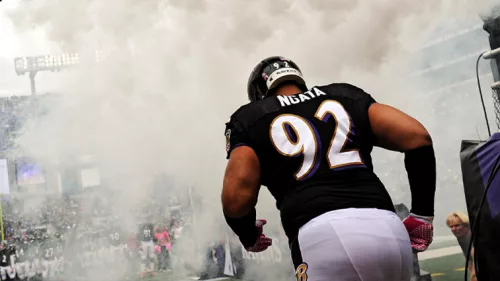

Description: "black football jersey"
40 240 57 260
138 223 155 242
0 248 9 267
15 243 28 262
225 83 395 241
8 246 16 265
108 228 123 246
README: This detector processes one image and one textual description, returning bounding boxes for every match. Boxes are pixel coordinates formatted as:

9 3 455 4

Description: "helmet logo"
248 56 305 102
265 67 303 89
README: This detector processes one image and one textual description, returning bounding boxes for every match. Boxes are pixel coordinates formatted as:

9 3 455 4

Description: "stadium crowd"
0 194 191 281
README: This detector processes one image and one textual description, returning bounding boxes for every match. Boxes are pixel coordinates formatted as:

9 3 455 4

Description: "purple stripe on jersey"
476 133 500 218
300 119 322 181
322 113 333 123
284 123 298 143
333 163 366 172
346 110 356 141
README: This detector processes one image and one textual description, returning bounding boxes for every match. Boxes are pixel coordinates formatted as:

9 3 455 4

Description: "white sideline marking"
432 235 456 242
419 246 463 261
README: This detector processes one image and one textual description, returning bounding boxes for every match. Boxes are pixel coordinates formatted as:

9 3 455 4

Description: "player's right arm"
222 113 272 252
222 116 261 246
368 103 435 251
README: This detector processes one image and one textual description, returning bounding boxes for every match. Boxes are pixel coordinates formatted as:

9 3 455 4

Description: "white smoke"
3 0 495 280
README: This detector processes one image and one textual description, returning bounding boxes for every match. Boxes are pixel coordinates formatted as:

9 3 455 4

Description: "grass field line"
419 246 463 261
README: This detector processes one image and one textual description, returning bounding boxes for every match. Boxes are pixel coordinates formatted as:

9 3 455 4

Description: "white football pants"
290 208 413 281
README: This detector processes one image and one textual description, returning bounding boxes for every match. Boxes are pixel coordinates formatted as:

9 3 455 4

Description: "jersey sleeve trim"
226 143 252 159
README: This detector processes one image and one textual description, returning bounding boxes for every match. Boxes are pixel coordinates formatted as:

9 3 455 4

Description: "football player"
40 233 57 279
221 56 436 281
24 235 38 280
32 232 44 279
52 233 65 277
0 242 11 281
107 223 125 264
7 240 18 281
15 237 29 281
137 221 155 277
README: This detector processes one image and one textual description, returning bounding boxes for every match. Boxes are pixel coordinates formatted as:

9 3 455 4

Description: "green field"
420 253 469 281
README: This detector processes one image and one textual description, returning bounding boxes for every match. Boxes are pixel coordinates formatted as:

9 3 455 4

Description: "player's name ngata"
277 87 327 107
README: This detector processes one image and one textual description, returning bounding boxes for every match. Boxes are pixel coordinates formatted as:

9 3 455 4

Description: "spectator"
155 225 171 271
446 211 471 256
170 220 183 244
446 211 476 281
214 238 225 277
199 243 217 280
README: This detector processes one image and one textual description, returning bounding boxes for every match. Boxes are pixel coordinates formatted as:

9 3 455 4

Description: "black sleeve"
322 83 377 110
224 118 254 159
343 83 376 105
224 101 279 159
361 92 378 148
366 93 376 106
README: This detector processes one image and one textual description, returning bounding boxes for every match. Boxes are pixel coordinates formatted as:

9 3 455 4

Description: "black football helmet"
247 56 307 102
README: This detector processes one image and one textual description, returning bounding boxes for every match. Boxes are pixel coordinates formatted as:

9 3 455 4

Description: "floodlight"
14 51 103 95
14 52 82 76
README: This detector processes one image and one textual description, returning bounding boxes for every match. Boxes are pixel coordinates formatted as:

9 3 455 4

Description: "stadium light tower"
13 53 80 95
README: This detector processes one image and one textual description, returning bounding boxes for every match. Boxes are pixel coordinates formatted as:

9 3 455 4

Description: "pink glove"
154 245 161 254
245 219 273 253
403 213 433 252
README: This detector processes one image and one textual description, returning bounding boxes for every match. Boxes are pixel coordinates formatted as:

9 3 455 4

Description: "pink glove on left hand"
403 213 433 252
245 219 273 253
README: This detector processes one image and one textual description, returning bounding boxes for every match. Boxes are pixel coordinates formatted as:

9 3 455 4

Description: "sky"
0 2 27 94
0 0 65 95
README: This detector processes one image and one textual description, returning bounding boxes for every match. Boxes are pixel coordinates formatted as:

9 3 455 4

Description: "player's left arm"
221 145 262 248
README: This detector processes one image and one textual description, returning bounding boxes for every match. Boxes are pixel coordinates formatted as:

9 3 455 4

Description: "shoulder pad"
328 82 366 92
317 83 369 98
229 98 281 128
